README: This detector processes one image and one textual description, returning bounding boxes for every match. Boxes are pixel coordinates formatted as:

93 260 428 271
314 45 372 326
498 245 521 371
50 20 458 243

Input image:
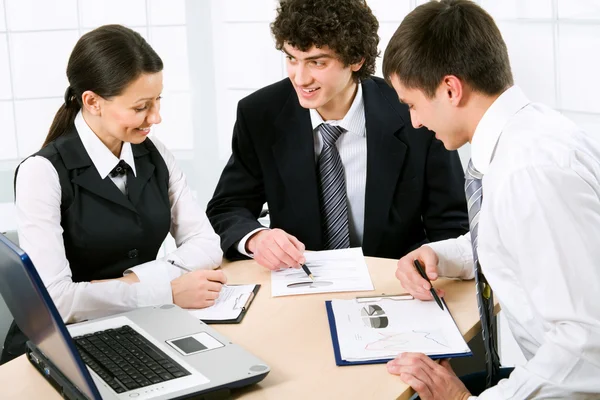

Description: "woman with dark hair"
1 24 225 364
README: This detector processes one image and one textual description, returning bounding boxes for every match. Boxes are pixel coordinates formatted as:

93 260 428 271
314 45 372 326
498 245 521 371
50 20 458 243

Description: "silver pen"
168 260 228 287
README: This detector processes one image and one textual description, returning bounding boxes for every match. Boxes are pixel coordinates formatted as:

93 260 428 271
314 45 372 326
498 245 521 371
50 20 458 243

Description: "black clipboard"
201 284 261 324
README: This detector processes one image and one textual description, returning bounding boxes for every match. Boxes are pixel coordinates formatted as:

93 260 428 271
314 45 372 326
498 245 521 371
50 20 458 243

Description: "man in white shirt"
382 1 600 399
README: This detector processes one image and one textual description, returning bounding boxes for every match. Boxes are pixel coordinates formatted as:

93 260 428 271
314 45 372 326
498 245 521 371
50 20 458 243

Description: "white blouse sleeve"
16 156 172 323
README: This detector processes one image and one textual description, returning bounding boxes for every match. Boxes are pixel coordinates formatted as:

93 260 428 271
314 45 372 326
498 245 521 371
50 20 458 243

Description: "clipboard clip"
242 291 255 311
354 293 414 303
233 291 256 311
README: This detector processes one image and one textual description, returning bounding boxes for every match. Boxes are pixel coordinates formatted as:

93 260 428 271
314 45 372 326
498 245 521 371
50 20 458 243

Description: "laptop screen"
0 234 100 400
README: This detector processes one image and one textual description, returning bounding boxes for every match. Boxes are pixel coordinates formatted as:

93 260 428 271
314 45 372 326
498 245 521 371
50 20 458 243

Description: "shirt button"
128 249 138 259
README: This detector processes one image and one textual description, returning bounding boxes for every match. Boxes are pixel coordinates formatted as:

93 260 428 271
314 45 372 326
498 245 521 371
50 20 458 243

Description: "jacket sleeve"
206 101 267 259
422 137 470 242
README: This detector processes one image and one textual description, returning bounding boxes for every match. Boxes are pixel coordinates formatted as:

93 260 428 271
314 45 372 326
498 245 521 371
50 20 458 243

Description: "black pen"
301 264 315 281
168 259 192 272
413 259 444 310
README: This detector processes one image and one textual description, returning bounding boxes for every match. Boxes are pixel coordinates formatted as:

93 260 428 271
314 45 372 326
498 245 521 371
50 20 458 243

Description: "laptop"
0 233 270 399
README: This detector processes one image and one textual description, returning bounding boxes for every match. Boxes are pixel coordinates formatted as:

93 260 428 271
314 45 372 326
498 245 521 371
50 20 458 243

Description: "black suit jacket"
207 77 469 260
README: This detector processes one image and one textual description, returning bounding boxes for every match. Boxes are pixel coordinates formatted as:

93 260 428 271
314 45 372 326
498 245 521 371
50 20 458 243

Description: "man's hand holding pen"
394 245 445 302
246 228 306 270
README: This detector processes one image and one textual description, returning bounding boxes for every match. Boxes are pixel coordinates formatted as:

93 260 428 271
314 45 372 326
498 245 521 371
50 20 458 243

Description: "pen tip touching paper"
435 296 444 310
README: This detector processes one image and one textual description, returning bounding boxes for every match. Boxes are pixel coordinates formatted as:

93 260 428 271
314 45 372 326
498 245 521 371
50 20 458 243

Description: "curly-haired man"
207 0 469 270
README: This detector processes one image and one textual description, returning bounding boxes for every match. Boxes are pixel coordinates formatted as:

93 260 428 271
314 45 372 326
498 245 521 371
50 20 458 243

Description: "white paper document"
188 284 256 321
331 298 470 362
271 248 374 297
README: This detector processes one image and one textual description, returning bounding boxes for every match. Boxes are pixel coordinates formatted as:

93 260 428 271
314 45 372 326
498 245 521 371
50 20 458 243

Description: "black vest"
35 127 172 281
0 127 171 364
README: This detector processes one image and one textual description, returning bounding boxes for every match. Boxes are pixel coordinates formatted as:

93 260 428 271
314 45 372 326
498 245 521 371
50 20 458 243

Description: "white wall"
2 0 599 218
171 0 600 368
1 0 599 366
207 0 600 195
0 0 194 227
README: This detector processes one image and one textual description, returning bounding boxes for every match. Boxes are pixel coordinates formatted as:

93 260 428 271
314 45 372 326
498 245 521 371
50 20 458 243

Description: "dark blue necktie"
317 124 350 250
466 159 500 388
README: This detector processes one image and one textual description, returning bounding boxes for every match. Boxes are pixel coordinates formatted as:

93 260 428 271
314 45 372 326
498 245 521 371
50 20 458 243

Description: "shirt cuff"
125 259 174 285
125 261 174 306
236 227 269 257
132 281 173 307
425 234 474 280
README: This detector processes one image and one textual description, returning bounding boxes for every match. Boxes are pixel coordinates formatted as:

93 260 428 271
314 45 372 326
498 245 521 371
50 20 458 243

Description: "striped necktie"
465 159 500 388
318 123 350 250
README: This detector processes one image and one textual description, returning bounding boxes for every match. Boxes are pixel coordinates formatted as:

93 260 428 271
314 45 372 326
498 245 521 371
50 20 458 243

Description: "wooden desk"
0 257 485 399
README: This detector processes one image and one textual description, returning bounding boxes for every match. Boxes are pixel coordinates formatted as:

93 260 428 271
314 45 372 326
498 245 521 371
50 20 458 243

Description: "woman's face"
96 71 163 145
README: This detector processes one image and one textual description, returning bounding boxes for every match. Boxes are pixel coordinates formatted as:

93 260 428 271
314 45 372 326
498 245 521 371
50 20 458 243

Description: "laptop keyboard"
73 325 190 393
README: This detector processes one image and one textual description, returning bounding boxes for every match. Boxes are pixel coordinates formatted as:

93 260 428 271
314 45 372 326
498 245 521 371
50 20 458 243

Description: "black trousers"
412 367 514 399
0 320 27 365
460 367 514 396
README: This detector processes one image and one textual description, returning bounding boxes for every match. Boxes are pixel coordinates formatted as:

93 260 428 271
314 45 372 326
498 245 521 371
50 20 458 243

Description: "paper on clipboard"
188 284 256 321
329 297 471 363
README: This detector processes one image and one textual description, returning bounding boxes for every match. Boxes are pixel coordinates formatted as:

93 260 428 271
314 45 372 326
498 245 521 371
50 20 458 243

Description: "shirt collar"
471 85 530 175
309 83 365 137
75 111 137 179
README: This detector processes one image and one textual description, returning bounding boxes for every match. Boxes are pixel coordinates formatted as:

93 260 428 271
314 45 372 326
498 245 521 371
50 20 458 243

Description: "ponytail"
41 25 163 149
42 86 81 148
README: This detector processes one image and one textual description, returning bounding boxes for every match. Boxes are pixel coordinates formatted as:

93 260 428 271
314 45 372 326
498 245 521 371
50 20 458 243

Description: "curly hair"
271 0 379 81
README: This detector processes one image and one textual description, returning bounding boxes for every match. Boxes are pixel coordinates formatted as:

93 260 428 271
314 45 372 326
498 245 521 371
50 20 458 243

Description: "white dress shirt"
428 86 600 398
15 111 223 323
237 83 367 255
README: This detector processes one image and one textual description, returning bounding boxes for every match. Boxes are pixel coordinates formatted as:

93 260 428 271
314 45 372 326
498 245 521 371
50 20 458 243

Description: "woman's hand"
170 269 227 309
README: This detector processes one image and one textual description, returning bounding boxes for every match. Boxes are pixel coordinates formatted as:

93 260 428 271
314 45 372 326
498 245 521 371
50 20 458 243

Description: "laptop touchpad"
166 332 224 356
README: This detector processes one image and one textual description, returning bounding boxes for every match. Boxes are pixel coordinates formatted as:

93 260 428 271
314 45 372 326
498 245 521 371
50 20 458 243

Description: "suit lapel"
57 128 137 213
362 79 407 255
128 144 155 207
272 91 323 248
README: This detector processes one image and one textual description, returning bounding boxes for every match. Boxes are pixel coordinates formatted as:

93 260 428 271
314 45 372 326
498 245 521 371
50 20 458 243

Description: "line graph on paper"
364 330 450 352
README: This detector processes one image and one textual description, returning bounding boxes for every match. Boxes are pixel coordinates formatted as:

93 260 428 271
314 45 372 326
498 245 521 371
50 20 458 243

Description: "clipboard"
201 284 261 325
325 294 472 366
